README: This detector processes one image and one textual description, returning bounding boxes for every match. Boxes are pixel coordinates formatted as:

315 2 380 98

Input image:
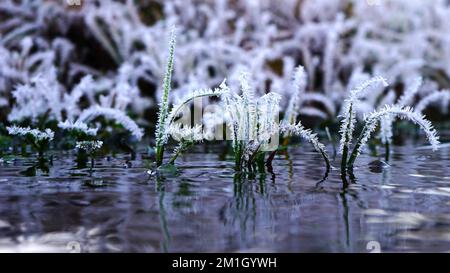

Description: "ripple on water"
0 142 449 252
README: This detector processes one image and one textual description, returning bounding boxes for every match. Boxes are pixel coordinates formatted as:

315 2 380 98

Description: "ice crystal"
6 125 54 141
280 121 330 169
350 105 440 162
339 76 389 154
75 141 103 154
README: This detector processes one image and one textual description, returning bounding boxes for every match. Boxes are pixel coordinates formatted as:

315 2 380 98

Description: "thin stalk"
234 141 243 171
167 151 181 165
155 28 176 167
246 144 261 174
281 122 331 171
346 124 368 171
167 141 193 165
341 142 349 175
320 150 331 171
347 105 440 170
340 105 353 175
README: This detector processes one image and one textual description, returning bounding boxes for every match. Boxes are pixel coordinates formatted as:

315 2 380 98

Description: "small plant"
166 124 203 165
154 27 226 167
221 71 281 172
346 105 439 172
58 120 101 168
339 76 389 175
154 83 225 166
6 125 54 158
75 140 103 171
222 70 330 173
339 77 440 175
154 27 176 167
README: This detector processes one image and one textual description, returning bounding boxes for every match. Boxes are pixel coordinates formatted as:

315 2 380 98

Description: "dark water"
0 140 449 253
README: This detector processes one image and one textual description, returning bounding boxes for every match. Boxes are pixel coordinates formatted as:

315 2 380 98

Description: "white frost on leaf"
6 125 54 141
58 120 98 136
75 141 103 153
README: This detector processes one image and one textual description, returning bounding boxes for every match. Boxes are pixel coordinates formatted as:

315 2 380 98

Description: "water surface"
0 139 449 252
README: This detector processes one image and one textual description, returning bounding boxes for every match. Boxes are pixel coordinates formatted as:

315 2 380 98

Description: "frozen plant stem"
346 105 440 172
339 76 389 175
168 140 192 165
340 103 352 176
76 141 103 172
6 126 54 159
166 124 203 165
155 27 176 167
280 122 330 171
234 141 244 171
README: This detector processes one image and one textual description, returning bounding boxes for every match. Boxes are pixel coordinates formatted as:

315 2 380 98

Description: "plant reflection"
155 175 170 253
20 157 51 176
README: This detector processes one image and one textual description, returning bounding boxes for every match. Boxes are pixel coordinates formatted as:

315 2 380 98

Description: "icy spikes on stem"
242 141 260 162
166 80 227 127
76 141 103 154
339 76 389 153
155 26 176 167
280 121 330 170
347 105 440 170
167 124 203 165
167 124 204 143
240 71 257 141
380 77 422 146
379 114 393 145
284 65 307 126
221 70 284 172
257 92 281 144
339 76 388 173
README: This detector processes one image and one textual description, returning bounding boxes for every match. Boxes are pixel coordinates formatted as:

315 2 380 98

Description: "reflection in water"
20 157 51 177
155 176 170 253
0 142 449 252
339 190 350 250
227 174 269 241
